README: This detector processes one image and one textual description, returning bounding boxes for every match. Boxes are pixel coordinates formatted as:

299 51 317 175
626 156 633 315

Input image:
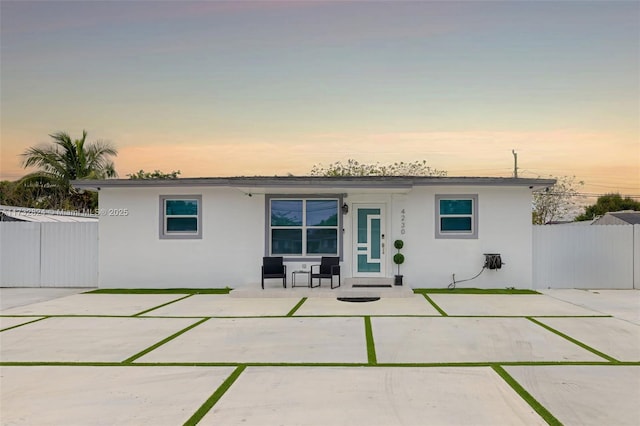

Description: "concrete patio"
1 288 638 425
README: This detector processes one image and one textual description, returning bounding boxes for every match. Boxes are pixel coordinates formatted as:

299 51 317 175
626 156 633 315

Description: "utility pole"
512 149 518 178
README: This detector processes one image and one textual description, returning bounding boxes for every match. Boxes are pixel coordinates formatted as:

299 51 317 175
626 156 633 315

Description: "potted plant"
393 239 405 286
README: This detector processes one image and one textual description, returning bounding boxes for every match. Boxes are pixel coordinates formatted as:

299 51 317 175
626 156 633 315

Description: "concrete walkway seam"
286 298 307 316
132 294 195 316
123 317 210 363
491 365 562 426
0 316 48 332
526 317 620 363
421 294 448 316
183 365 247 426
2 361 639 368
364 316 377 365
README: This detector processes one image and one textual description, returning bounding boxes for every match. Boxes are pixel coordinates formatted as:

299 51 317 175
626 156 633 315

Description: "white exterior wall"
97 185 534 289
98 187 263 288
401 186 533 289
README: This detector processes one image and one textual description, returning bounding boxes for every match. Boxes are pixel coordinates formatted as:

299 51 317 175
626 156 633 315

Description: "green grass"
492 365 563 426
0 317 48 332
421 294 448 316
183 365 246 426
364 316 377 365
85 288 232 295
3 361 639 368
527 317 620 363
286 298 307 316
414 288 540 295
123 318 210 363
133 294 194 316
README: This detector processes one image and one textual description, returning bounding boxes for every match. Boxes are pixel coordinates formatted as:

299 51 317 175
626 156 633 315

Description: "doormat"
337 297 381 303
352 284 393 288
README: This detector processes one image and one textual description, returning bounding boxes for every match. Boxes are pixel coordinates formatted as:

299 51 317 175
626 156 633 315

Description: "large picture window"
435 194 478 239
269 198 339 256
159 195 202 239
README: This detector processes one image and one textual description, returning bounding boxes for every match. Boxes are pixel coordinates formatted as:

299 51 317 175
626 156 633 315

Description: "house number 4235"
400 209 406 235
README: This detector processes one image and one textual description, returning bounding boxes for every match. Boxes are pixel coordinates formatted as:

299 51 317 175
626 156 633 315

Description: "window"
435 195 478 239
159 195 202 239
269 198 339 256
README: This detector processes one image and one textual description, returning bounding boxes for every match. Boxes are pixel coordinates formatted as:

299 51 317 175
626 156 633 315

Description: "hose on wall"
446 254 504 289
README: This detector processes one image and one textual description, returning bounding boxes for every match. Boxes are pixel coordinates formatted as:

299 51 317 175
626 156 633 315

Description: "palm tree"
20 130 117 210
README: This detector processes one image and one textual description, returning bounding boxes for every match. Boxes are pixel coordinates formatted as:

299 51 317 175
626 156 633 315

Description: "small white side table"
292 270 311 288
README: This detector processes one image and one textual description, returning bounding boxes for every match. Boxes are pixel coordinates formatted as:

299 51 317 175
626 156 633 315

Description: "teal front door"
353 204 386 277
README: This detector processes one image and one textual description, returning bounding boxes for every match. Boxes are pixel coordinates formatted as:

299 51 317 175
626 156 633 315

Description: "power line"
518 170 639 191
584 183 640 191
541 192 640 199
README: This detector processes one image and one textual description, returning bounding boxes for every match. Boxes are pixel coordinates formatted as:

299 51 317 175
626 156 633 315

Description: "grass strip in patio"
122 318 210 364
132 294 194 316
0 317 48 332
374 360 639 367
527 317 620 363
134 361 640 368
420 294 448 316
446 315 612 319
491 365 562 426
183 365 246 426
414 288 540 294
86 288 232 294
3 361 638 368
286 297 307 316
364 316 377 365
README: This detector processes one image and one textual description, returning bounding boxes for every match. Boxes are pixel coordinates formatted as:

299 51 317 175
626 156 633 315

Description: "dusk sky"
1 0 638 197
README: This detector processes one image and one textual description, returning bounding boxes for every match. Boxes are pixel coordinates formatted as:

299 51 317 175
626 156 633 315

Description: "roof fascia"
72 176 556 191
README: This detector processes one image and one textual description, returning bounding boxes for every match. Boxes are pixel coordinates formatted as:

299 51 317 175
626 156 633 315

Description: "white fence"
1 222 638 289
0 222 98 287
533 224 639 290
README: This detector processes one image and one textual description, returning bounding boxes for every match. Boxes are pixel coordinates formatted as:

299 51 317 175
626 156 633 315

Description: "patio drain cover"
337 297 380 303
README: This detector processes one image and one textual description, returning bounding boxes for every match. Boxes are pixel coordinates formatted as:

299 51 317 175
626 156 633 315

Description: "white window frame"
435 194 478 239
159 195 202 239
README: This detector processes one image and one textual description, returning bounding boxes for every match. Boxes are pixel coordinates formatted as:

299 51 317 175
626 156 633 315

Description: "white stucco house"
72 176 555 289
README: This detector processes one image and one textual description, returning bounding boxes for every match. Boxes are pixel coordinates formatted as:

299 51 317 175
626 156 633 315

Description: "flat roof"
72 176 556 191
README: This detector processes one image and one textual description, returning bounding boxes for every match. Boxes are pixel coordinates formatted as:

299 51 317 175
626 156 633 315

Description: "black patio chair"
261 256 287 289
310 256 341 289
